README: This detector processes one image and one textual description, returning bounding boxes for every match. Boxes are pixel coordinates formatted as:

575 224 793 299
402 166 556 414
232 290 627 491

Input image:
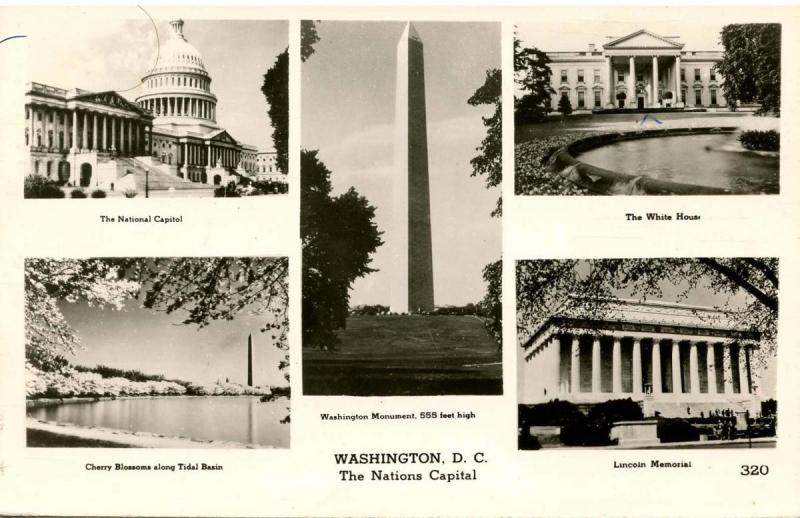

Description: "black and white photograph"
517 258 778 449
514 21 780 195
300 21 502 396
25 257 289 448
22 11 288 198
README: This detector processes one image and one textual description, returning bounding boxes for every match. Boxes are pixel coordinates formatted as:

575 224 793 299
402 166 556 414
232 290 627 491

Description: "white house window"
560 70 568 83
694 68 701 81
577 69 584 83
594 90 601 107
577 91 585 108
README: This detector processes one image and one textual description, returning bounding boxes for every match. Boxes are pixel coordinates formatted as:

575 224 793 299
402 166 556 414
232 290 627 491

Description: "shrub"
663 91 673 100
557 95 573 115
587 398 644 424
70 189 87 198
91 190 106 198
761 398 777 416
739 130 780 152
123 189 138 198
24 175 65 199
657 418 700 443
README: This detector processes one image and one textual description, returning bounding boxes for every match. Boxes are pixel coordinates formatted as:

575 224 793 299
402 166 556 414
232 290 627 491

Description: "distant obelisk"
391 22 434 314
247 333 253 387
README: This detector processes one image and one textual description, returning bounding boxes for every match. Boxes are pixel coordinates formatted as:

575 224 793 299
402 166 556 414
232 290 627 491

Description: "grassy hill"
302 315 502 396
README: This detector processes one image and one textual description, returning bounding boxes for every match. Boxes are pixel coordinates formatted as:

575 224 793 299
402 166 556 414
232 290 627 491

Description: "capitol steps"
114 157 212 191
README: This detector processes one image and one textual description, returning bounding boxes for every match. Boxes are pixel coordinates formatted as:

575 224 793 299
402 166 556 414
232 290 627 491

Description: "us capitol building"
25 19 282 193
545 29 727 112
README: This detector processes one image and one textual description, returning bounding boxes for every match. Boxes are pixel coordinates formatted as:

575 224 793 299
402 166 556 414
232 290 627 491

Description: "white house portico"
548 29 725 112
519 299 759 418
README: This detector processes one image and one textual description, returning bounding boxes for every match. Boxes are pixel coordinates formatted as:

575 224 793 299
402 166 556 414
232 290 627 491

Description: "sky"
517 20 726 53
61 297 287 388
20 7 286 151
302 21 502 307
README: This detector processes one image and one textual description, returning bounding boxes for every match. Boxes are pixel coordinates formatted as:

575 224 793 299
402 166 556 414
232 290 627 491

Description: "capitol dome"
135 19 219 131
151 20 208 75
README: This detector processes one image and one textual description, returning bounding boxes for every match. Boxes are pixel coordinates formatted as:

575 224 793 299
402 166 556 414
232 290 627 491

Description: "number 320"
740 465 769 476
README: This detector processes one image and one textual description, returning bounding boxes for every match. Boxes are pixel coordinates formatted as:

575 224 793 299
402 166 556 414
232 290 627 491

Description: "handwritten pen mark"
116 5 161 94
640 113 664 126
0 35 27 46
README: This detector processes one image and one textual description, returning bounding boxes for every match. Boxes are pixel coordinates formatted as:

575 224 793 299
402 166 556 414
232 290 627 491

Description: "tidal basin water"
576 133 779 193
28 396 289 448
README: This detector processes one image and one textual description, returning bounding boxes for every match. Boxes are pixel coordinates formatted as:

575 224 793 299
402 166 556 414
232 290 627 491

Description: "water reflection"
28 396 288 448
577 133 779 194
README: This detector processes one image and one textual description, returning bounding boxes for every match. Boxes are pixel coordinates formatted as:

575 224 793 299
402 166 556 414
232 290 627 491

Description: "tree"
716 24 781 115
468 68 502 218
301 150 383 350
301 20 320 62
479 259 502 349
514 35 555 124
557 94 573 116
516 258 778 364
24 259 140 371
25 258 290 381
262 50 289 174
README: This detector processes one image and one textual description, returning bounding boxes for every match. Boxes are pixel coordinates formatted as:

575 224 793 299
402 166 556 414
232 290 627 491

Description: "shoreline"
27 394 289 409
26 417 280 449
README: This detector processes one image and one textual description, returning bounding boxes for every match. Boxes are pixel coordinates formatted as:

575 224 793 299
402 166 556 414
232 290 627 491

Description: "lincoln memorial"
518 298 760 418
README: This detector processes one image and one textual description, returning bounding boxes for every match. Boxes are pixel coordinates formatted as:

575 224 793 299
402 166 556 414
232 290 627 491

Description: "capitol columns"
81 111 88 151
102 115 108 151
92 112 98 150
53 109 60 149
71 110 78 151
28 105 35 148
110 116 117 152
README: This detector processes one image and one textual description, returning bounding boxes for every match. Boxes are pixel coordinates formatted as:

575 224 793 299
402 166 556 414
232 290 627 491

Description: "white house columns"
627 56 635 106
651 56 659 107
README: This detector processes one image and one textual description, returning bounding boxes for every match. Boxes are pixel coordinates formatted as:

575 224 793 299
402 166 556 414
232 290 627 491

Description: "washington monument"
247 333 253 387
391 22 435 314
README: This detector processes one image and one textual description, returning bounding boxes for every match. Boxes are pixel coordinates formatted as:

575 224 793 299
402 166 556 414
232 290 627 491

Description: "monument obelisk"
247 333 253 387
391 22 434 314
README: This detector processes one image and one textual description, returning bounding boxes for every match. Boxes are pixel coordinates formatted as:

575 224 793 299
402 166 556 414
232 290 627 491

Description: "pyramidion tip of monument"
403 21 422 42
